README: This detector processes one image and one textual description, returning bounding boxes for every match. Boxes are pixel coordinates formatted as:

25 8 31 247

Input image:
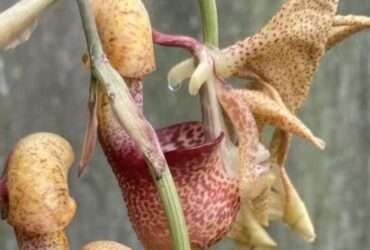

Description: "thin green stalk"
198 0 219 47
75 0 190 249
197 0 224 140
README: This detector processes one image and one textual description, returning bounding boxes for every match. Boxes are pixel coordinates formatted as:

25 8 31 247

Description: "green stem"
198 0 219 47
75 0 190 249
197 0 224 140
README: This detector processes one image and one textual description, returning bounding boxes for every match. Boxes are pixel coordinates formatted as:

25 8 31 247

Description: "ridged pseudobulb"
91 0 155 78
6 133 76 235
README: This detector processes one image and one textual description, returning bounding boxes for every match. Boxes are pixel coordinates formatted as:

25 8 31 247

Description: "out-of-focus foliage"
0 0 369 249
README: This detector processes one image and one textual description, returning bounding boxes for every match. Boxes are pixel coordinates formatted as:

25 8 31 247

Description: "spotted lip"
105 121 224 181
98 120 239 250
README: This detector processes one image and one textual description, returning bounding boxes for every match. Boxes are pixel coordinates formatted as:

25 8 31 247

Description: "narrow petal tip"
314 137 326 150
78 163 87 178
291 213 316 243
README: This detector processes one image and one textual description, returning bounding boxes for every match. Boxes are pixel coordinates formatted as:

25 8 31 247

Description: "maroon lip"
103 121 225 181
157 121 224 154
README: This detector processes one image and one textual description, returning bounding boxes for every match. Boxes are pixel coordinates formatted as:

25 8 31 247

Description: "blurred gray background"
0 0 369 249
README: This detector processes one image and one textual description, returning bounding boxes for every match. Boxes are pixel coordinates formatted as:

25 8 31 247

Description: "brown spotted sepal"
231 82 325 149
169 1 370 114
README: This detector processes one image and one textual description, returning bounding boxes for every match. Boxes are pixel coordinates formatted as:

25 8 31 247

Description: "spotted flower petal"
327 15 370 49
240 82 325 149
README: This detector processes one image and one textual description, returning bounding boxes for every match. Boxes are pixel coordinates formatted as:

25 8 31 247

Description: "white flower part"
167 58 195 91
167 46 231 96
188 48 213 95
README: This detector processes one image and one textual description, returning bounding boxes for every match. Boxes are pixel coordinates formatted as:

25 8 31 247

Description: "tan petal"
216 81 260 200
228 207 277 248
273 167 316 242
239 84 325 149
327 15 370 49
250 168 276 226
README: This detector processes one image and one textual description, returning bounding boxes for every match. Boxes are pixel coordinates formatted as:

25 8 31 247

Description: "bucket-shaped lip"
158 121 224 154
111 121 224 180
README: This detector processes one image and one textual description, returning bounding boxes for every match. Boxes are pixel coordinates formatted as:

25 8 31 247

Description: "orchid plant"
0 0 370 250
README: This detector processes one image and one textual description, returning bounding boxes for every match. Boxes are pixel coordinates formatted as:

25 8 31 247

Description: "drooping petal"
268 130 316 242
216 80 260 200
240 83 325 149
271 166 316 242
228 207 277 249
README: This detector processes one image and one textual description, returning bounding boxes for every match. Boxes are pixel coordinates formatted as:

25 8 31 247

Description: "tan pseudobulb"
83 241 132 250
15 230 69 250
3 133 76 249
91 0 155 79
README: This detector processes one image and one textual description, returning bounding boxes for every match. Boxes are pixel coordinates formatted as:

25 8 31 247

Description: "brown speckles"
98 84 239 250
221 0 339 113
3 133 76 249
15 230 69 250
83 241 131 250
92 0 156 79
